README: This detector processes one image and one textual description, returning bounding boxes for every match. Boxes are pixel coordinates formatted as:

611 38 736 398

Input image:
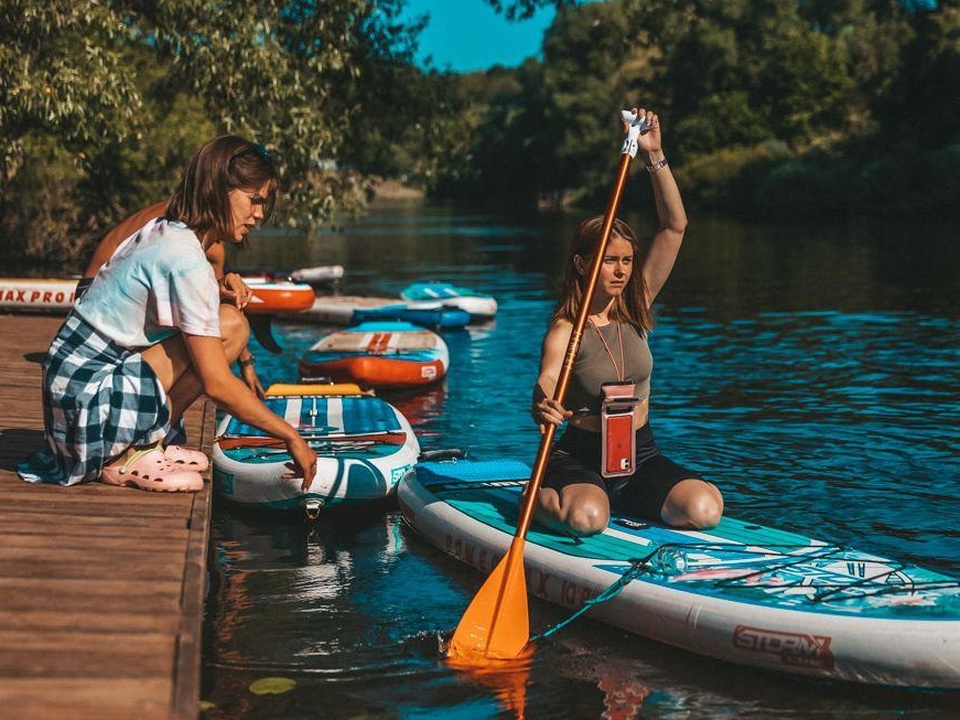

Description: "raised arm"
634 109 687 306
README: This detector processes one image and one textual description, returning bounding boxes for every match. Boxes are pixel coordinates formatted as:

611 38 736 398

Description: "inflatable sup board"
398 458 960 690
213 383 420 512
299 321 449 389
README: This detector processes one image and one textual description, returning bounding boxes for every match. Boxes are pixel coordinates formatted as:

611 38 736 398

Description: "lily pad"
249 676 297 695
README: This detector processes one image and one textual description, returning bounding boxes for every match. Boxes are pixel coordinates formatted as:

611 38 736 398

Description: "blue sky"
400 0 557 73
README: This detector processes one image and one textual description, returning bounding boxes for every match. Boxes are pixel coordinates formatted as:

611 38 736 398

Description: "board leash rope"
524 541 960 646
526 548 661 645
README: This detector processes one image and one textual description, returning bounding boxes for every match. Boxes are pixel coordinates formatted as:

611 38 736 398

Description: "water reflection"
204 500 960 718
382 384 449 444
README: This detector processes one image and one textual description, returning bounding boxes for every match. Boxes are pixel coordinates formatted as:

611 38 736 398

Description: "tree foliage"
446 0 960 218
0 0 443 266
0 1 141 190
2 0 959 268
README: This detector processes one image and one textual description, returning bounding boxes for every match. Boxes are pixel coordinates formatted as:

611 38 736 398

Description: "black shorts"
541 424 703 521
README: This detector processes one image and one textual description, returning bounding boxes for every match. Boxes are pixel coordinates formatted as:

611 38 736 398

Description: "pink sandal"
100 448 203 492
163 444 210 473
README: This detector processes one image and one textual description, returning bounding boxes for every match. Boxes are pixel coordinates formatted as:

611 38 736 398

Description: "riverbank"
369 177 426 201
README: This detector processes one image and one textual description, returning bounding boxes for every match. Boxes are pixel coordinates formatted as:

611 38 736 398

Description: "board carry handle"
266 382 364 397
418 448 469 462
217 432 407 450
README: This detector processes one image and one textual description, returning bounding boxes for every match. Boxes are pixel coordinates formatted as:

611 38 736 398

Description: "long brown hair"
551 215 653 333
166 135 278 245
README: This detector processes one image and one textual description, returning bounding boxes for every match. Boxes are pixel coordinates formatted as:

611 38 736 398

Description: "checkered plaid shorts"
18 313 173 485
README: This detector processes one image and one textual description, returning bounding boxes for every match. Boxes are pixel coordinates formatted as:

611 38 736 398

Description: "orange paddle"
447 110 648 664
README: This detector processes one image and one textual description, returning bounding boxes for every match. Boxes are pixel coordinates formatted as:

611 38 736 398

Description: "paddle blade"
448 536 529 663
447 652 532 720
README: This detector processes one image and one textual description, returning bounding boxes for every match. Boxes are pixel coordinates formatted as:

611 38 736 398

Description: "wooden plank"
0 609 181 633
0 577 182 612
0 548 189 581
0 509 187 526
0 530 189 549
0 479 199 504
0 313 214 720
0 678 170 720
0 629 175 676
0 497 198 519
0 516 188 536
172 398 217 720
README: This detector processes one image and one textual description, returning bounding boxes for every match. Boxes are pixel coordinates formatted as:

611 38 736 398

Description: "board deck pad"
223 394 402 440
299 322 449 388
318 326 440 353
412 459 960 620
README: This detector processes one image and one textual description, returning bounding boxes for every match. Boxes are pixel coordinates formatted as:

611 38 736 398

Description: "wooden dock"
0 314 214 720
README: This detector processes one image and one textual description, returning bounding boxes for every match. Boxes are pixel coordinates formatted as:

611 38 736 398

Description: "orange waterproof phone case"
600 381 639 478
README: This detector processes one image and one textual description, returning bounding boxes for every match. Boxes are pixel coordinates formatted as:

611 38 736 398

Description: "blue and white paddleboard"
398 458 960 690
401 281 497 321
353 302 471 330
213 384 419 511
290 294 470 330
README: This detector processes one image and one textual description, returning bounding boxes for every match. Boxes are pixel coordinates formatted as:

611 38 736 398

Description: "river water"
202 200 960 719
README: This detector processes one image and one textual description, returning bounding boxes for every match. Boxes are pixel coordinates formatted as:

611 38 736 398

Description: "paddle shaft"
446 119 641 663
515 150 635 539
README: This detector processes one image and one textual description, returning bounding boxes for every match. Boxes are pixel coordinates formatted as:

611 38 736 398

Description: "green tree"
539 2 639 195
110 0 423 226
445 0 960 219
0 1 141 194
484 0 578 21
888 3 960 148
434 61 552 208
0 0 436 266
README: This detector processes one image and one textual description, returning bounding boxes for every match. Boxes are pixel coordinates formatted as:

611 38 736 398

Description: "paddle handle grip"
620 110 651 157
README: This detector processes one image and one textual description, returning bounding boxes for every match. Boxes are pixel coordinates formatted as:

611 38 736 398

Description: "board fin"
249 313 282 354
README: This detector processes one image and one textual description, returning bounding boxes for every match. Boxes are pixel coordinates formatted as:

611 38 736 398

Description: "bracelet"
237 355 255 369
644 158 668 173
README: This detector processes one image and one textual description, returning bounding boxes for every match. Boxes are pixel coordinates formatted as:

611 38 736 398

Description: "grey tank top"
565 321 652 415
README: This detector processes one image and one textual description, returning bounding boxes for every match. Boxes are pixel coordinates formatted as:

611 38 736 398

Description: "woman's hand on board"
286 436 318 491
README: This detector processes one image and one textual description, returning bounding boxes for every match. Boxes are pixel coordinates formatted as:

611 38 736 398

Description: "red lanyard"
589 318 625 382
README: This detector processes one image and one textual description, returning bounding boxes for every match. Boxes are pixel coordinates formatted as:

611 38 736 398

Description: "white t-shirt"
76 219 221 348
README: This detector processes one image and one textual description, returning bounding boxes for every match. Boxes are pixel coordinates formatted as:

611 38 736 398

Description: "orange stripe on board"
367 332 392 354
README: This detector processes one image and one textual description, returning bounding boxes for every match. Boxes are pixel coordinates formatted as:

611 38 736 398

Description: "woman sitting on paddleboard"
532 107 723 535
18 136 317 492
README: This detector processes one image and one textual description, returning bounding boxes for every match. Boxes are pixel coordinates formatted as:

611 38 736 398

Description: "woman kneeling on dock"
18 136 317 492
